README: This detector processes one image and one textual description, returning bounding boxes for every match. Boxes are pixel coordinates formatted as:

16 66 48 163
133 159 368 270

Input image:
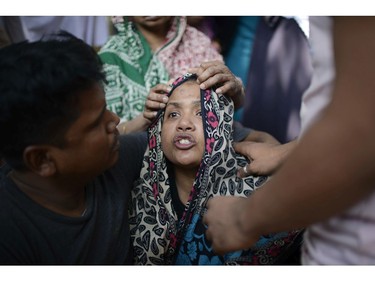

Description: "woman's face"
132 16 172 30
161 81 205 170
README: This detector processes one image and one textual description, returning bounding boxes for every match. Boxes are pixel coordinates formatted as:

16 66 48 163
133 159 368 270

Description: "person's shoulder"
118 131 147 162
0 169 16 219
184 24 222 59
120 131 147 147
97 33 127 58
0 163 11 190
104 131 147 181
185 25 211 42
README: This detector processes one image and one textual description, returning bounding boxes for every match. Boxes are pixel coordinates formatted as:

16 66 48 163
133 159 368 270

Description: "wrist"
279 140 298 162
117 122 127 135
233 77 245 108
141 115 152 130
237 197 262 243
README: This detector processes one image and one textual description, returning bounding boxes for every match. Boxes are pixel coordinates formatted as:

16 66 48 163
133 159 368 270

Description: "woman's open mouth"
173 133 196 150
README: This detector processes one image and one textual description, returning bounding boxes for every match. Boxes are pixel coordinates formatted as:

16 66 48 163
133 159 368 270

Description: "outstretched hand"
188 61 244 108
234 140 297 177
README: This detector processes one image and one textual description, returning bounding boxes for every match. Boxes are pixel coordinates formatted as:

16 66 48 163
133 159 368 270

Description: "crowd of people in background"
0 15 311 143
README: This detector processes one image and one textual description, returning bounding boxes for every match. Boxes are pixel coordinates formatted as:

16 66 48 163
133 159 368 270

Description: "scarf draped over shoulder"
99 17 223 122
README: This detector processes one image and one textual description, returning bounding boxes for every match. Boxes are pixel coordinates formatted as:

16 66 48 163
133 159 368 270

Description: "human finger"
199 60 224 69
196 65 227 87
187 61 217 76
149 84 170 104
143 98 162 121
151 83 172 94
237 163 253 178
143 85 170 122
189 60 223 73
213 76 238 95
187 67 202 76
233 141 252 155
143 108 158 121
200 73 231 92
148 89 169 103
145 98 165 112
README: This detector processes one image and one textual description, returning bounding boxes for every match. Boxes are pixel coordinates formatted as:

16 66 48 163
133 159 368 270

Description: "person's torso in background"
301 16 375 265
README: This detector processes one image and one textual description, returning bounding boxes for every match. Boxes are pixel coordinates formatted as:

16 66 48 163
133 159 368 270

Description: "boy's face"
161 81 205 170
51 83 120 181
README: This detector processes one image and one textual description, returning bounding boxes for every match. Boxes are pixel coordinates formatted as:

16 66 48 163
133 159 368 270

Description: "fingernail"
162 96 168 103
200 83 205 89
216 88 222 94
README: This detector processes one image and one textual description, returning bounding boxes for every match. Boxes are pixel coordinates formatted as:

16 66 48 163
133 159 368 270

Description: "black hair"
0 31 106 170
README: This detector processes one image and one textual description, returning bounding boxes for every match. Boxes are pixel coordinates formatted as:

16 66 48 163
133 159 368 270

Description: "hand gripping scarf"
99 17 222 123
129 73 302 265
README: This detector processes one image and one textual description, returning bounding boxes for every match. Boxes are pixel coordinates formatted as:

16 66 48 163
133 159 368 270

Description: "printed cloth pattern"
99 17 222 122
129 73 301 265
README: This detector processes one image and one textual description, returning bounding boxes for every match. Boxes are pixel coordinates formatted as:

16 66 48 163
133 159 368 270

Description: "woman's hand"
143 83 171 123
188 61 245 108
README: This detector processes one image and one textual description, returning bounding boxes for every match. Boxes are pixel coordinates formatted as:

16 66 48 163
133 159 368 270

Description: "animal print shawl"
129 73 301 265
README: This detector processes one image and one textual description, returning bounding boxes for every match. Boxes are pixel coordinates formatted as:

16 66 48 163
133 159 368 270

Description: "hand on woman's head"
188 61 244 108
143 83 171 123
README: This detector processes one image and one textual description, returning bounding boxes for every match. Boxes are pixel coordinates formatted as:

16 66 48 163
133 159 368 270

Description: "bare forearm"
244 129 280 145
119 114 150 134
244 110 375 237
243 17 375 236
203 17 375 256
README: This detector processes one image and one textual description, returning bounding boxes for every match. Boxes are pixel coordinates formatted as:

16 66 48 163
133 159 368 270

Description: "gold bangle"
118 122 126 135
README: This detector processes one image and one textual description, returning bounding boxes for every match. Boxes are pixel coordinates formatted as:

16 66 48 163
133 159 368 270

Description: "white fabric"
5 16 110 47
301 16 375 265
299 16 335 136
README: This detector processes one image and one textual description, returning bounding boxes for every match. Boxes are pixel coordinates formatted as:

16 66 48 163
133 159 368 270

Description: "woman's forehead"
172 81 200 98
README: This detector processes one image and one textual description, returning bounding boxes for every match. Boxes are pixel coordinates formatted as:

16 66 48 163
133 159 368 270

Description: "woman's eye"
168 112 179 118
197 110 202 117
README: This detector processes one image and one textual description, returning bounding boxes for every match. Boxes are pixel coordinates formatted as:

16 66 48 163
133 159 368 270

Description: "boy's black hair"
0 31 106 170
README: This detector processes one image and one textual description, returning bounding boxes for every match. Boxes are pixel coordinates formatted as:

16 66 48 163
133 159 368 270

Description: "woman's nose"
177 116 194 131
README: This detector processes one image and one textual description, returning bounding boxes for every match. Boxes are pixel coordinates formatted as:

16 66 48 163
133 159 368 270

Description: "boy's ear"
23 145 57 177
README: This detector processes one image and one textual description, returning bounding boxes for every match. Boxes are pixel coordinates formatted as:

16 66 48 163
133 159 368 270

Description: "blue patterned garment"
129 73 301 265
